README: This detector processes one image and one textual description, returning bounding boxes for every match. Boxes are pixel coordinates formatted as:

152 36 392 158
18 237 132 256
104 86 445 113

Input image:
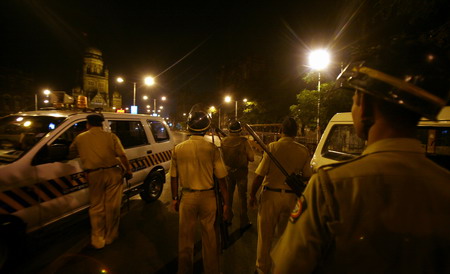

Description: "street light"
224 96 248 120
309 49 330 142
35 89 52 110
153 96 167 114
116 76 154 108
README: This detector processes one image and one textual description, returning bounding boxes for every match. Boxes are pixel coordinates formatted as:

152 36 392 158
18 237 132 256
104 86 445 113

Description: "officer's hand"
249 195 257 209
172 199 180 212
124 171 133 180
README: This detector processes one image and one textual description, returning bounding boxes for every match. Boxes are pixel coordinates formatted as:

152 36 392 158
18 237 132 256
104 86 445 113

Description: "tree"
290 89 318 135
290 72 353 136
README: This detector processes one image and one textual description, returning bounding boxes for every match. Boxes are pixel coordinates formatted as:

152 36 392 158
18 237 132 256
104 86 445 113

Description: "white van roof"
14 110 166 121
329 106 450 123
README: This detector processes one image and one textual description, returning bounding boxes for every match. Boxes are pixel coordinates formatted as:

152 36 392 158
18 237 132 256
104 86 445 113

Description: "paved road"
11 131 262 274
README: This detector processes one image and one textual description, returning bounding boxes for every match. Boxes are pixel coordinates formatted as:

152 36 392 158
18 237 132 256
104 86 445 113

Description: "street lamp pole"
308 49 330 143
235 100 238 120
153 99 156 114
133 82 137 106
317 71 321 142
35 94 38 111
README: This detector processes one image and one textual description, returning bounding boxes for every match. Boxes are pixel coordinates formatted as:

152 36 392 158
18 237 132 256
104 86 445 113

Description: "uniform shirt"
170 135 227 190
272 138 450 273
221 133 254 169
69 127 125 170
255 137 312 189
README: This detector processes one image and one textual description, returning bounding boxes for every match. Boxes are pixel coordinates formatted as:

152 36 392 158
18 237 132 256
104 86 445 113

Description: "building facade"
82 48 112 110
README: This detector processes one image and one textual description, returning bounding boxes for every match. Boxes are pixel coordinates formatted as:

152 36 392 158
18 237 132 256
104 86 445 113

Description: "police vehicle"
311 106 450 171
0 110 174 267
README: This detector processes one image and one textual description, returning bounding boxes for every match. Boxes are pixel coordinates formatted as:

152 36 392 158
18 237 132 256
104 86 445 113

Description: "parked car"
311 106 450 171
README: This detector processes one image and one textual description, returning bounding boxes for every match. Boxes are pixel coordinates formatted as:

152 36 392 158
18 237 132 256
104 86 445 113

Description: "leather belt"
263 186 295 194
182 187 214 192
86 165 120 174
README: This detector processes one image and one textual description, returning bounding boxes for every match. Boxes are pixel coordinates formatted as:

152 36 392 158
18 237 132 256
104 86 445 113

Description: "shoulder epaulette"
319 153 369 171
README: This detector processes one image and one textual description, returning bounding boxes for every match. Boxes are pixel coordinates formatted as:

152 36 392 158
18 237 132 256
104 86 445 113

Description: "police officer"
249 117 312 274
170 110 230 274
221 120 255 228
69 114 132 249
272 41 450 273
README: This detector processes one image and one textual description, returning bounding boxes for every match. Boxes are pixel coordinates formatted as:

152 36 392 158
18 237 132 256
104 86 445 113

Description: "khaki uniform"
272 138 450 273
69 127 126 249
170 135 227 274
255 137 312 274
221 133 254 226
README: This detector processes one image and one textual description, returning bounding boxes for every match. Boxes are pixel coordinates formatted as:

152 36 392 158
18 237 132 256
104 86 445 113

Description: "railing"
246 124 317 155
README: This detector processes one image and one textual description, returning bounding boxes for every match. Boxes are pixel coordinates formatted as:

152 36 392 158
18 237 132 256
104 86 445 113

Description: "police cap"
337 40 450 120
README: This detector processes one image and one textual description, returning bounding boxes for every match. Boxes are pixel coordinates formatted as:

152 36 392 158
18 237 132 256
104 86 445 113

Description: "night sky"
0 0 369 114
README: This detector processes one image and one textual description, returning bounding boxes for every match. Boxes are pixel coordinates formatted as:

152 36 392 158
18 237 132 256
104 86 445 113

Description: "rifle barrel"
243 124 290 177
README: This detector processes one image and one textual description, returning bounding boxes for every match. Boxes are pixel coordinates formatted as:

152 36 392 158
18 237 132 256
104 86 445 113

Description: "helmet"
187 111 211 133
337 40 450 120
228 120 242 133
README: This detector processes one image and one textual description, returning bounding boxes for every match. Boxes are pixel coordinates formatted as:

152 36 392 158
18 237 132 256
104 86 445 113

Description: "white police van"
0 110 174 266
311 106 450 171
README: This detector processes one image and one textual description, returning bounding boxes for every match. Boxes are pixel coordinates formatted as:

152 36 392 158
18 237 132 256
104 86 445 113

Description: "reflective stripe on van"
0 149 172 214
130 150 172 172
0 172 88 214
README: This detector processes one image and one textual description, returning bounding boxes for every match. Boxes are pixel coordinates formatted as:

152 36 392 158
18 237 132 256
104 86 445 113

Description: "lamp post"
224 96 247 120
308 49 330 142
35 89 51 110
117 76 154 111
151 96 166 115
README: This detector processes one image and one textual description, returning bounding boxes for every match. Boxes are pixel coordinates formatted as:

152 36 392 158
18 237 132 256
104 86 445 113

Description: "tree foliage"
290 72 353 135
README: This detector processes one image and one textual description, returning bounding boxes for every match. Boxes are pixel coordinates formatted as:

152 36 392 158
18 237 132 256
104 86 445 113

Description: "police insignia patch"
289 195 307 223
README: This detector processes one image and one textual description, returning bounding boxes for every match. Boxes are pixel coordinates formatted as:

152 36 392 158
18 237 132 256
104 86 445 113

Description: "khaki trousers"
87 167 123 249
256 189 297 274
228 167 250 226
178 190 219 274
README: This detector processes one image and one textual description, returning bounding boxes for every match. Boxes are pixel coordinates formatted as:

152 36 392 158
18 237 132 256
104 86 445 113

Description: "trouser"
178 190 219 274
256 189 297 274
87 167 123 249
227 167 250 226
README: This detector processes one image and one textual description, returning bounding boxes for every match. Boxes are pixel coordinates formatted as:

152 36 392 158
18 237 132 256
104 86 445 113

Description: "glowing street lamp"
144 76 155 86
116 76 154 107
308 49 330 142
153 96 167 114
35 89 52 110
224 96 248 120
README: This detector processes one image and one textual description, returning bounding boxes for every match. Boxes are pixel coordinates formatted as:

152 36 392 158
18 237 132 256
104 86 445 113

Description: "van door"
146 119 173 171
31 119 89 230
107 119 151 188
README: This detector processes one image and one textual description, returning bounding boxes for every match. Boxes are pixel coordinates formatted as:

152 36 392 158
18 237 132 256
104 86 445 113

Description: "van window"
109 120 149 148
54 121 87 145
33 120 87 165
321 124 450 170
417 127 450 170
321 124 366 161
148 120 170 143
0 115 65 163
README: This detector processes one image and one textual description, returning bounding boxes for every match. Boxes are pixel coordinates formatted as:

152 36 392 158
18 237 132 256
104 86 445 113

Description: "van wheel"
140 172 164 202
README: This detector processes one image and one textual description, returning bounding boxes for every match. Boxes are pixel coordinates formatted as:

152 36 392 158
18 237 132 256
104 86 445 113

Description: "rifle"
211 128 229 251
243 123 307 197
